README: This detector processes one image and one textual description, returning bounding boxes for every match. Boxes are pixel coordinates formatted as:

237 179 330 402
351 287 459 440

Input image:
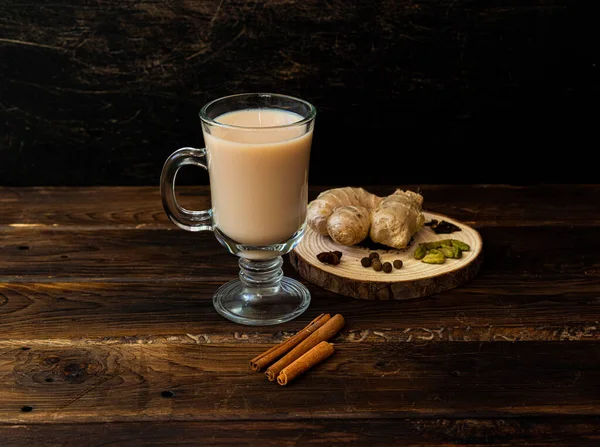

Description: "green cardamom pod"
414 244 427 260
451 239 470 251
442 246 464 258
425 239 452 250
422 252 446 264
425 241 441 250
440 246 456 258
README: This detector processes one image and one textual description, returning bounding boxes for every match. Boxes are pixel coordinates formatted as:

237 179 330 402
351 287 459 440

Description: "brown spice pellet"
382 262 392 273
369 252 380 259
317 251 340 265
393 259 403 269
360 257 372 267
316 252 328 262
372 260 382 271
333 251 343 259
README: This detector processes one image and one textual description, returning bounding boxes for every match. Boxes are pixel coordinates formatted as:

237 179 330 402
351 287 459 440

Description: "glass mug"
160 93 316 326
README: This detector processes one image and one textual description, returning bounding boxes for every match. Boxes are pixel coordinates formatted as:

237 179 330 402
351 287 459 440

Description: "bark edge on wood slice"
290 212 483 300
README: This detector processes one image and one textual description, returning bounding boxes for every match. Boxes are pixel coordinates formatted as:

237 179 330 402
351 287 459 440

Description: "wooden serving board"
289 212 483 300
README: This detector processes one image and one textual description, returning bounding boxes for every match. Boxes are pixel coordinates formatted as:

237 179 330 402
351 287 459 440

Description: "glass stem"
238 256 284 294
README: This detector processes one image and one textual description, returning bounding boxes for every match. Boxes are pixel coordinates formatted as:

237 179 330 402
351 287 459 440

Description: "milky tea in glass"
207 108 312 247
160 93 316 326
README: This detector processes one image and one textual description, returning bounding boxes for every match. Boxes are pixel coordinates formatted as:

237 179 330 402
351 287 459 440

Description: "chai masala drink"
205 108 312 246
160 93 316 326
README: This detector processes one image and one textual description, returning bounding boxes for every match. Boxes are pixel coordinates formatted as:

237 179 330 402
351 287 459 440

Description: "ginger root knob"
370 189 425 249
306 187 382 236
307 187 424 249
326 205 371 246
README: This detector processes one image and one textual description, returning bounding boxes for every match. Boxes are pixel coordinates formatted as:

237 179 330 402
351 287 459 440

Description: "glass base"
213 276 311 326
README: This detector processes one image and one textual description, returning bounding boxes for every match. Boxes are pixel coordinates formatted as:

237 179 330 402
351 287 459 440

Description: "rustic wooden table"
0 184 598 446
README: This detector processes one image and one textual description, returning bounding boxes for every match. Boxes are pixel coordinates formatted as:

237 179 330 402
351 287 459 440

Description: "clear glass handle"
160 147 213 232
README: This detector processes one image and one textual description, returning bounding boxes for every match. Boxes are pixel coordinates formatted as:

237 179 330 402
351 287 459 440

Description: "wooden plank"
0 277 599 342
1 185 599 229
0 229 228 281
2 417 600 446
0 225 598 281
0 341 599 423
0 186 180 229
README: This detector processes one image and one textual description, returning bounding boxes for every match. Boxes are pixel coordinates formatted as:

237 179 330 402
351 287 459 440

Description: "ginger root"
306 187 424 249
369 189 425 249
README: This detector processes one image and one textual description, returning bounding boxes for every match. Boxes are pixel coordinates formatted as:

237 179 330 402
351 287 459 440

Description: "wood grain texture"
0 342 599 423
1 225 598 282
2 418 600 446
291 212 483 300
0 0 591 186
1 279 599 342
2 185 598 229
1 184 599 443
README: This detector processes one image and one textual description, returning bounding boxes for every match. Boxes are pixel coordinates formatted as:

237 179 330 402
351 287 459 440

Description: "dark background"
0 0 596 186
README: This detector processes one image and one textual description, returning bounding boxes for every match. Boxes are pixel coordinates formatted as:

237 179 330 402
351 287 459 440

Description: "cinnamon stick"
277 341 335 386
266 314 345 381
249 313 331 372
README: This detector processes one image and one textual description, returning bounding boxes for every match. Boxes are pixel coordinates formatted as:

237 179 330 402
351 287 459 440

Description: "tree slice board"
289 212 483 300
